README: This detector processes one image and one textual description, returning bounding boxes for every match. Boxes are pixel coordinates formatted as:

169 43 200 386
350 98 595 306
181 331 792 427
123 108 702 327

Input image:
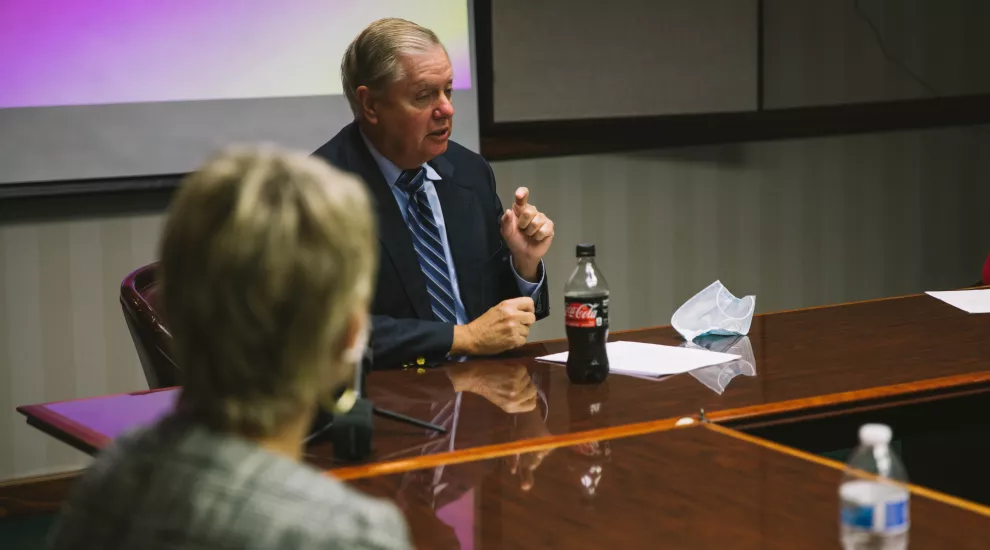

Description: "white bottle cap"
859 423 893 446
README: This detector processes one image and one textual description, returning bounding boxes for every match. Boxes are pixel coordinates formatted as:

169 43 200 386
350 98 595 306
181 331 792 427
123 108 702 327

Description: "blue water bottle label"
841 481 910 534
842 499 909 533
841 504 875 530
884 499 909 531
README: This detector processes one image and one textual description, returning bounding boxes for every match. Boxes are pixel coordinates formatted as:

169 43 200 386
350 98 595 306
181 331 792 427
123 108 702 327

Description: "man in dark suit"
314 18 554 369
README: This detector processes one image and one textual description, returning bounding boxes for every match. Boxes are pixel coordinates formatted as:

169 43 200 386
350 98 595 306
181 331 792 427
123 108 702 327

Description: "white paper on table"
535 340 741 378
925 289 990 314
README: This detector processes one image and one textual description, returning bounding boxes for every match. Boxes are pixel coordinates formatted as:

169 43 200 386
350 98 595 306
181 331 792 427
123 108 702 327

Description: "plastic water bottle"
839 423 909 550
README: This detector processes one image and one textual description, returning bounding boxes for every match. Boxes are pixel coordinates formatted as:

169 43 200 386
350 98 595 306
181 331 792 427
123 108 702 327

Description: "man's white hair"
341 18 447 117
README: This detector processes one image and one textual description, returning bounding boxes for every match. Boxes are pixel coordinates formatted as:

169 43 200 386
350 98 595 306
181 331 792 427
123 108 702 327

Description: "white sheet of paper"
926 289 990 314
536 340 741 378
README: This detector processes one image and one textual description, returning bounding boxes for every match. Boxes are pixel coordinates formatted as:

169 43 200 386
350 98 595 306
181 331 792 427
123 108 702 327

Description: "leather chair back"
120 263 178 389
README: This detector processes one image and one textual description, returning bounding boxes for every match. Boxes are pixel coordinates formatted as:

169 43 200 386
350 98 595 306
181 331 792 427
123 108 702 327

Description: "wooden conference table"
16 293 990 547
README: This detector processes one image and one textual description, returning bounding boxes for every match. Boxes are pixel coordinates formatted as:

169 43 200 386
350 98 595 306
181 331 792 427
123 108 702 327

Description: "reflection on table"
348 425 990 550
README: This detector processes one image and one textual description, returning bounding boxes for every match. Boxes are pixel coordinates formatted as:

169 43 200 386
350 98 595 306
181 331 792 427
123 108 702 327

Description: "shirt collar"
359 129 441 190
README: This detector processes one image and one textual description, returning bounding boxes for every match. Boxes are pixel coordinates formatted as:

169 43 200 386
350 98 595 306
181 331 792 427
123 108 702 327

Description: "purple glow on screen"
0 1 472 108
44 389 178 440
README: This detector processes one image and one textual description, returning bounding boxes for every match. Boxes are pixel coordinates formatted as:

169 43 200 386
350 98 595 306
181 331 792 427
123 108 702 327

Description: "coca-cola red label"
565 297 609 329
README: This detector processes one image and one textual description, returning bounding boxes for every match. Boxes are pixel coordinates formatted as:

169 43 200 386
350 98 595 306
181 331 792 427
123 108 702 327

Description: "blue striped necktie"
395 168 458 324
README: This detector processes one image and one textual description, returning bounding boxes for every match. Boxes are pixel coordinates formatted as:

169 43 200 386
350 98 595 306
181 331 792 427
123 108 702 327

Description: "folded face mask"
671 280 755 343
684 335 756 395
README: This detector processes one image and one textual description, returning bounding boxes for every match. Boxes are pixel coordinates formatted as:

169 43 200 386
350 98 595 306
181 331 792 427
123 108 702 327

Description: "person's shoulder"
438 139 489 171
311 121 360 169
257 466 411 549
46 423 173 549
434 140 495 194
73 421 160 482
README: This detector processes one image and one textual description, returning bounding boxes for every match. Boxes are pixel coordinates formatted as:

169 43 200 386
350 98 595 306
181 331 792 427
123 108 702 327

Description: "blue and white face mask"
671 280 756 343
683 335 757 395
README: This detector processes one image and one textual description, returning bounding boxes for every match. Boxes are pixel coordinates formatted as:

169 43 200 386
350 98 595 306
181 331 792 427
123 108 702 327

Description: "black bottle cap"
576 244 596 257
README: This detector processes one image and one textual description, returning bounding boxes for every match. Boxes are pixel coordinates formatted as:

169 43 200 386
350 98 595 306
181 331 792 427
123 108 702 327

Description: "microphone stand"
374 406 446 433
357 344 446 434
318 341 445 463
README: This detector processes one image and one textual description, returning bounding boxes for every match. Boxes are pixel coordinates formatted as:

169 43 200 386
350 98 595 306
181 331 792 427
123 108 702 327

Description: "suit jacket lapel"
345 123 434 320
430 155 483 321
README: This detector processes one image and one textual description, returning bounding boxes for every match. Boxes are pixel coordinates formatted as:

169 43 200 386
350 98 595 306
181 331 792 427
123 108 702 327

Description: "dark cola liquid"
565 295 609 384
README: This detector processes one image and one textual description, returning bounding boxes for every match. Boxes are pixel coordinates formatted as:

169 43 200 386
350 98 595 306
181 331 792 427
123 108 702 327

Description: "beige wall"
496 126 990 342
493 0 758 120
1 209 164 479
765 0 990 108
3 125 989 481
493 0 990 120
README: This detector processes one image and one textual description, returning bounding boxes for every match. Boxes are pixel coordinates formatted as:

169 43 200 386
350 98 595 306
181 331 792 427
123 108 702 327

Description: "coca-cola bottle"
564 243 609 384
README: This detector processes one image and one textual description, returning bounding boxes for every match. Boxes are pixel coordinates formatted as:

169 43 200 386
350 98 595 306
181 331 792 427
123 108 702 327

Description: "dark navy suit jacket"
313 122 550 368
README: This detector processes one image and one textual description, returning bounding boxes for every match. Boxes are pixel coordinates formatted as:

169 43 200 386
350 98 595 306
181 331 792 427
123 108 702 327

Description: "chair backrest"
120 263 179 389
120 263 343 440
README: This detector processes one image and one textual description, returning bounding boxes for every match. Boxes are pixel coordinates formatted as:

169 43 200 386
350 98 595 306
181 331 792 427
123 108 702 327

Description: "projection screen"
0 0 479 191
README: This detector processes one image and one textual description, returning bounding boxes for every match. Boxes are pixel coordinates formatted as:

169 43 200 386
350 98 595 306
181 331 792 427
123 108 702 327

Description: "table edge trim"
704 423 990 519
707 371 990 425
330 416 691 480
17 405 111 453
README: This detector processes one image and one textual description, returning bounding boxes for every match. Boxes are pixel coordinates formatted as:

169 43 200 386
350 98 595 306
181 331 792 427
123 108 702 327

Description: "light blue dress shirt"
361 132 544 326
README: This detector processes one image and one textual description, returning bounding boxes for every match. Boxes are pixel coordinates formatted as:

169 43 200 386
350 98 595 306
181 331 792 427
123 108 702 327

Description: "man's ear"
355 86 378 124
322 309 366 394
340 309 369 366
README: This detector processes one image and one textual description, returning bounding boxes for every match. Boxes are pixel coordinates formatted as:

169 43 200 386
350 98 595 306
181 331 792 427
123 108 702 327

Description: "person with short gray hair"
340 18 445 118
47 146 411 550
315 18 555 369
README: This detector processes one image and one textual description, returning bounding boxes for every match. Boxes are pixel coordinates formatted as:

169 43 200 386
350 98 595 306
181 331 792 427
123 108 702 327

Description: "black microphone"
328 342 375 462
326 335 447 463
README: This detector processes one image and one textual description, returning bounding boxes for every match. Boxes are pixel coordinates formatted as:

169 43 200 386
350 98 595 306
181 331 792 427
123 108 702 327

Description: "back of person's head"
159 145 377 438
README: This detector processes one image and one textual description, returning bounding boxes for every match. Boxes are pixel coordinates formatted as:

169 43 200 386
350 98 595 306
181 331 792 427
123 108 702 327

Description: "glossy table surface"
12 292 990 542
326 293 990 468
346 424 990 550
18 293 990 472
